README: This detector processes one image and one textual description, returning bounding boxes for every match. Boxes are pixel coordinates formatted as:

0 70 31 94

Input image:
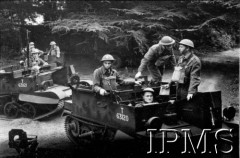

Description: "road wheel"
4 102 20 119
21 103 37 119
65 116 92 146
65 116 104 150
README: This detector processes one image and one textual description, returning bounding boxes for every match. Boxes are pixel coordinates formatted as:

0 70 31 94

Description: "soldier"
135 88 157 107
135 36 176 85
93 54 141 96
21 42 44 59
47 41 61 65
28 42 35 53
24 50 48 68
174 39 201 100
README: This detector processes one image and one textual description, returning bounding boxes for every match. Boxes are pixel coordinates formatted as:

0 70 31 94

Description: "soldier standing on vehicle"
93 54 141 96
47 41 61 65
135 36 176 85
173 39 201 100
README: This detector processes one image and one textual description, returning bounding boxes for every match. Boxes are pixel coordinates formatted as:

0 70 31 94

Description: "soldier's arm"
169 49 177 67
56 46 60 58
116 71 135 86
138 47 155 72
188 60 201 94
39 58 48 66
93 69 103 93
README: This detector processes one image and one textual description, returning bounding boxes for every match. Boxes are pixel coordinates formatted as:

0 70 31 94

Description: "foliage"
0 0 239 61
0 0 65 55
48 0 239 55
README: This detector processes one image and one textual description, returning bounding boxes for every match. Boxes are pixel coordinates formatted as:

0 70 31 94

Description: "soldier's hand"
100 89 108 96
187 94 193 100
135 72 142 79
161 84 169 89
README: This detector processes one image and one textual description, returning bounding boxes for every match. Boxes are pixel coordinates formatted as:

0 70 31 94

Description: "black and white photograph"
0 1 239 158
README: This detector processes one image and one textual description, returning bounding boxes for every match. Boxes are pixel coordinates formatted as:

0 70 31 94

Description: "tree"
0 0 65 57
0 0 239 62
49 0 239 55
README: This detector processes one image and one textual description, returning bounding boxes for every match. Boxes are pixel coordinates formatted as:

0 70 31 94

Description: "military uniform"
21 47 43 59
93 66 134 93
47 46 61 65
24 56 47 67
176 52 201 99
138 44 176 82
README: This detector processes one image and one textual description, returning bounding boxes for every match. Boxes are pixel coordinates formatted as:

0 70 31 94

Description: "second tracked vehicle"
0 63 79 120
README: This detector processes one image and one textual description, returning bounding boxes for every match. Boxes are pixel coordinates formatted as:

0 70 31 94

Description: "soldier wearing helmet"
176 39 201 100
93 54 141 96
47 41 61 65
134 88 158 107
21 42 44 59
24 50 48 68
135 36 176 84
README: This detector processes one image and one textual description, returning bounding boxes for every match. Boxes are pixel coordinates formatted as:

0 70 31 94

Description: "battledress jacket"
138 44 176 72
177 52 201 98
48 46 60 57
24 57 46 67
93 66 135 93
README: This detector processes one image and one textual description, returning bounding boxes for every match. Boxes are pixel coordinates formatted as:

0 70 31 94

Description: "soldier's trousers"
147 63 164 82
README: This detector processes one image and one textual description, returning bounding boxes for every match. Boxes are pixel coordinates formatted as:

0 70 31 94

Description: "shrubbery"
0 0 239 59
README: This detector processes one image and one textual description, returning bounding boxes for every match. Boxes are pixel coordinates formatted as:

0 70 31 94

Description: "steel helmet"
179 39 194 48
143 87 154 93
50 41 56 45
159 36 175 45
29 42 34 45
101 54 115 62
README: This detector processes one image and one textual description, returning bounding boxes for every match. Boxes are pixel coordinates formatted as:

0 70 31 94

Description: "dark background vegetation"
0 0 239 67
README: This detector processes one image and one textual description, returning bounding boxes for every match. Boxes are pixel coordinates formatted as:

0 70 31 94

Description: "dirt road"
0 113 73 157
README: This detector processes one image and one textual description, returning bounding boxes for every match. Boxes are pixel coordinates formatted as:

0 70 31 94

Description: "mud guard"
18 92 59 104
18 85 72 104
18 85 71 120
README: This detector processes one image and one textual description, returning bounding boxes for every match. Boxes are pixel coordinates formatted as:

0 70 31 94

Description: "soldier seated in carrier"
93 54 141 96
133 88 159 107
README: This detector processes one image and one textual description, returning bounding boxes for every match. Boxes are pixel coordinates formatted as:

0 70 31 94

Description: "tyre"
4 102 20 118
21 103 37 119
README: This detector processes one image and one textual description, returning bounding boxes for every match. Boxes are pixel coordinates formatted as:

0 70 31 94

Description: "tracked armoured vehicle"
0 63 79 120
62 76 238 156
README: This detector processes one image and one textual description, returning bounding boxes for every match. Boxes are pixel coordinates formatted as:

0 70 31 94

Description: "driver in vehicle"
135 88 158 107
93 54 141 96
